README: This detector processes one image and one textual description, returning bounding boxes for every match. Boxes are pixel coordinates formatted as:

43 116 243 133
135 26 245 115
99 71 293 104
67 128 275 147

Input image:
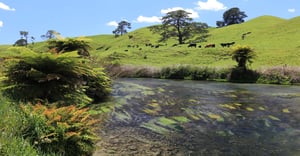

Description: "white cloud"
136 16 161 23
0 20 3 27
161 7 199 18
288 8 296 13
195 0 227 11
0 2 15 11
106 21 118 27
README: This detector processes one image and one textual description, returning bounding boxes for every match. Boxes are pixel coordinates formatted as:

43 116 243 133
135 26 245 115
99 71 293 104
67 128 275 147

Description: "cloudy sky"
0 0 298 44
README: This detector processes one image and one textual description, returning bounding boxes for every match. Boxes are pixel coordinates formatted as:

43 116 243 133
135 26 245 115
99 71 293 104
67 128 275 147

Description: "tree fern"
1 47 111 105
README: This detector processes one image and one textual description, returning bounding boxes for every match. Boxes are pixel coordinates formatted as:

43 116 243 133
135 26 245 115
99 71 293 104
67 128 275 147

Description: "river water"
95 78 300 156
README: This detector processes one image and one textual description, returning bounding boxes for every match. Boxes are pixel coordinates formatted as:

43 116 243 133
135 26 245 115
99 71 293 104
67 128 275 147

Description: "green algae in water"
172 116 190 123
141 121 170 134
114 110 132 122
158 117 177 125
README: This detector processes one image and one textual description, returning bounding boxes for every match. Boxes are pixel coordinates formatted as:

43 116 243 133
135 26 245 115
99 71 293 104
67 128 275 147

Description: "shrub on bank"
228 67 260 83
160 65 193 79
20 103 100 156
159 65 229 81
0 98 39 156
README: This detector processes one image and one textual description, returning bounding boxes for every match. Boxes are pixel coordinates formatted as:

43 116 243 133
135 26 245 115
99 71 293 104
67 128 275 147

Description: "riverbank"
105 64 300 85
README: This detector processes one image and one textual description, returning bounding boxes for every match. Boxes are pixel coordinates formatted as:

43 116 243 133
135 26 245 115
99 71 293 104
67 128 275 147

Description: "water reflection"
100 78 300 155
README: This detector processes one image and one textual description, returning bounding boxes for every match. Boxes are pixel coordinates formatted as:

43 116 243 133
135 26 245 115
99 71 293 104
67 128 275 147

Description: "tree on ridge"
150 10 209 44
112 21 131 37
217 7 247 27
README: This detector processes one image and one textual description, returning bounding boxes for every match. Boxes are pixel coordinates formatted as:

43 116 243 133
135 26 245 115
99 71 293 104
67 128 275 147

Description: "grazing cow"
205 44 215 48
220 43 228 47
220 42 235 47
188 43 197 48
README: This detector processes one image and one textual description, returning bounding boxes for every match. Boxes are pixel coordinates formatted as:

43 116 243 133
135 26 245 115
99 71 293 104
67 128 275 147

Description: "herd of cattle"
97 32 253 51
184 41 235 48
120 41 236 52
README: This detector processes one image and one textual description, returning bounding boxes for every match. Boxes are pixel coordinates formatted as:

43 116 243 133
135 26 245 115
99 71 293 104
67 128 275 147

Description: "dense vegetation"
0 39 111 155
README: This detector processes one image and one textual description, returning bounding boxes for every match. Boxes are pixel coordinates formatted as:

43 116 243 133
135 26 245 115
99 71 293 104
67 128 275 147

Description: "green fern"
1 47 111 105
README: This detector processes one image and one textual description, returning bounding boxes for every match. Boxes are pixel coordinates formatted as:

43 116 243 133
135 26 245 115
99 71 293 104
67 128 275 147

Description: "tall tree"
19 31 29 45
222 7 247 26
41 30 60 40
20 31 28 39
151 10 208 44
112 21 131 37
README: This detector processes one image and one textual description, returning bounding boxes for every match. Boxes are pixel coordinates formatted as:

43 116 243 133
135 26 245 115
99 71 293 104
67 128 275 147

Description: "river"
94 78 300 156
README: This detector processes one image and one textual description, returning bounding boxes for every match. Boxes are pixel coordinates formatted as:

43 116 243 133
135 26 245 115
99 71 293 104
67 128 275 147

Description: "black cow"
220 43 227 47
188 43 197 48
220 42 235 47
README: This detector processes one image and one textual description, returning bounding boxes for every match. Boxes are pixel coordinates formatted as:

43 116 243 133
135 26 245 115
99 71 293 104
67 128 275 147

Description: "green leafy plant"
230 45 256 70
228 45 259 82
160 65 219 80
1 47 111 105
20 103 100 156
48 38 91 56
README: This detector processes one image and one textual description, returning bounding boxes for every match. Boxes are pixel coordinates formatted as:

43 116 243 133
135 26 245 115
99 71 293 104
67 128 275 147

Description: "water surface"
96 78 300 155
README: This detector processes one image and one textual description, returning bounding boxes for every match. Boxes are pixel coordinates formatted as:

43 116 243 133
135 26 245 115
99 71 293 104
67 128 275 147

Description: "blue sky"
0 0 299 44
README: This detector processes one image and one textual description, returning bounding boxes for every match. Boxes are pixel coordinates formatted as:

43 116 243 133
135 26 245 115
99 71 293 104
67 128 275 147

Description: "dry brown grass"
257 65 300 84
105 64 161 79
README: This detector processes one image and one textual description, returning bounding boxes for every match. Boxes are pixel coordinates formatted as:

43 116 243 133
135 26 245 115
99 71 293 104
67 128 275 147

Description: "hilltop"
2 15 300 69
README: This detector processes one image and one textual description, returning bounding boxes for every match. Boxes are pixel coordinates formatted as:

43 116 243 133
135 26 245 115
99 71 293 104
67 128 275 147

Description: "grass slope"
1 15 300 69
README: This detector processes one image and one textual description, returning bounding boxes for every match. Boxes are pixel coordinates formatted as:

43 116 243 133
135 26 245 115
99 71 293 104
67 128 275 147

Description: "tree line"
13 30 61 46
112 7 247 44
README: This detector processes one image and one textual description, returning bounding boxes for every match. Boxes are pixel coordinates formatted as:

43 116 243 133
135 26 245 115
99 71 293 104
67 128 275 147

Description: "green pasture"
89 15 300 69
1 15 300 69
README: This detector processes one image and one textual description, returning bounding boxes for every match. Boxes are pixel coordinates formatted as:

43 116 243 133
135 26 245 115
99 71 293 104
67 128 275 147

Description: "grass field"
1 15 300 69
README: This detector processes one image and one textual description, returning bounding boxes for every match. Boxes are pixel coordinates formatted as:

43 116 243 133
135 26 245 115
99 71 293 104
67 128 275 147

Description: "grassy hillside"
1 15 300 69
86 15 300 69
207 15 300 68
